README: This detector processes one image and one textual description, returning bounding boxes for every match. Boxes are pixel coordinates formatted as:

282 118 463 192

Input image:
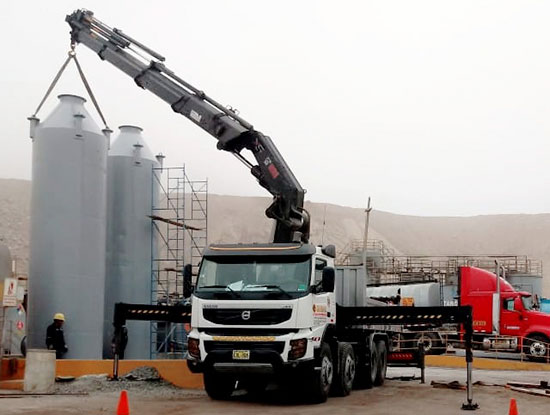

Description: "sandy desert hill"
1 179 549 295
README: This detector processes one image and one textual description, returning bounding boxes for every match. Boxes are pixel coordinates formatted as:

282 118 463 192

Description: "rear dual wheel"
374 340 387 386
353 339 387 389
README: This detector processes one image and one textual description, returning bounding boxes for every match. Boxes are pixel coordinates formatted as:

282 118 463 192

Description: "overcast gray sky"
1 1 549 216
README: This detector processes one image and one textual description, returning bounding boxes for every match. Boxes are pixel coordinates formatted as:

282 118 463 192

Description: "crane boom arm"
66 9 309 243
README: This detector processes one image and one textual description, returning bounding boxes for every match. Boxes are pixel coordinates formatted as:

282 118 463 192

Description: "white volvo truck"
185 243 391 401
66 10 478 408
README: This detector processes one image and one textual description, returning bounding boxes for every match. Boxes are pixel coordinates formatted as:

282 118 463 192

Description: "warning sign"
2 278 17 307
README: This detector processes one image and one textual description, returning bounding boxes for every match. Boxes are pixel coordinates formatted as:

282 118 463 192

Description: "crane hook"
68 42 76 57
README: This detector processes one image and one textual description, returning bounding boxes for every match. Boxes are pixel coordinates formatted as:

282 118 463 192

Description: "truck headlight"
288 338 308 360
188 338 200 359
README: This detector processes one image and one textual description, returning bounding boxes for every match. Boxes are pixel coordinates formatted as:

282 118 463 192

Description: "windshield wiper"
199 285 241 298
246 284 292 298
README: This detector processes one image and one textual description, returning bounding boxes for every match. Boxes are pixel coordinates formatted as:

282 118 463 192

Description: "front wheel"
203 370 236 400
307 342 333 403
524 335 550 362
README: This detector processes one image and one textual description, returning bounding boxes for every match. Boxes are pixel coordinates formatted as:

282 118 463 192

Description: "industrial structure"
150 166 207 358
27 94 110 359
24 91 208 359
103 125 160 359
337 239 544 305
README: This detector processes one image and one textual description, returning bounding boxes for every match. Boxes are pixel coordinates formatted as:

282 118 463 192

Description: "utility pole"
362 197 373 293
321 205 327 246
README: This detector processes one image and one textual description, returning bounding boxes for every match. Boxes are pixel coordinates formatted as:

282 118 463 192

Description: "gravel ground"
54 366 184 397
2 366 550 415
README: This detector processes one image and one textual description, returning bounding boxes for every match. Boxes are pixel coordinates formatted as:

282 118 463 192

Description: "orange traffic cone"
509 398 518 415
116 390 130 415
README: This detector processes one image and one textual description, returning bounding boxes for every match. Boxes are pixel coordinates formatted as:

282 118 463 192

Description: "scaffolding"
149 166 208 358
337 239 543 287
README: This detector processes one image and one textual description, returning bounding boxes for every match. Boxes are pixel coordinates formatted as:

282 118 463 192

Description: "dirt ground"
2 367 550 415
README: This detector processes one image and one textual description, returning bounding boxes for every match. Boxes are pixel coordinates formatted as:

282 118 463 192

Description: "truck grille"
204 341 285 354
203 308 292 325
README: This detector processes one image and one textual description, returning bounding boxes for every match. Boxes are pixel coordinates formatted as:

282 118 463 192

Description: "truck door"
500 297 527 336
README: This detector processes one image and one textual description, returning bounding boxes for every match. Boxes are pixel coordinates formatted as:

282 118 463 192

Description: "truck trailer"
369 266 550 361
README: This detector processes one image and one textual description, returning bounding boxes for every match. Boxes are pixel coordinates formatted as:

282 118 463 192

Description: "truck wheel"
374 340 387 386
354 341 379 389
414 332 442 355
369 341 380 387
307 342 333 403
524 335 550 362
331 343 356 396
203 369 236 400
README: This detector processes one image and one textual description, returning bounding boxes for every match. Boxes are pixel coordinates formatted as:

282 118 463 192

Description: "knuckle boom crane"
64 10 478 408
66 9 309 244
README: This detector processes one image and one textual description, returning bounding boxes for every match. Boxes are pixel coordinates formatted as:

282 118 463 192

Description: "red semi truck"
458 266 550 360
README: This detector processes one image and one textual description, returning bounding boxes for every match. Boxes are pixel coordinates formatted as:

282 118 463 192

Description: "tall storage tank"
0 242 11 280
103 125 159 359
27 94 109 358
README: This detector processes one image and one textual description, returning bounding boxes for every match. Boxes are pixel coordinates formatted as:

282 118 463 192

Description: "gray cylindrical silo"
0 242 12 280
27 94 109 358
103 125 159 359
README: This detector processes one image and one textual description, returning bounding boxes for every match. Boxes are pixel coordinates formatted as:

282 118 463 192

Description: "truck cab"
459 266 550 360
186 243 337 399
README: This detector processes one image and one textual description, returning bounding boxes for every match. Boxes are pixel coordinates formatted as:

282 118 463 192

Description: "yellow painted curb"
426 355 550 371
1 358 203 389
0 380 24 390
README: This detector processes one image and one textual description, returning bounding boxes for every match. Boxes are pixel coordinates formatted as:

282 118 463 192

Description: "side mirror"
183 264 193 298
321 245 336 258
321 267 335 293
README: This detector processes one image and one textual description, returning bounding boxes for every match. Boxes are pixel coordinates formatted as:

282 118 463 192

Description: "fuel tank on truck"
27 94 110 359
103 125 159 359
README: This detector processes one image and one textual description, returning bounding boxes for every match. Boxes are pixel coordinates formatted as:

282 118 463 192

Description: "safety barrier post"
419 342 425 384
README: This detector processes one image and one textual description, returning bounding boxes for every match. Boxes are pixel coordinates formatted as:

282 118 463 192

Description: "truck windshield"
195 255 311 299
521 295 533 311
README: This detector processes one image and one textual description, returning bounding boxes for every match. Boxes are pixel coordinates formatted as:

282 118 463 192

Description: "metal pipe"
466 361 473 401
113 353 119 380
113 28 166 62
493 260 501 335
232 151 254 169
28 116 40 139
419 341 425 384
461 311 479 410
362 197 372 297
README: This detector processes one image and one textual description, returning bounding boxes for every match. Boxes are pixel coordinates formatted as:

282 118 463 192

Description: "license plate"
232 350 250 360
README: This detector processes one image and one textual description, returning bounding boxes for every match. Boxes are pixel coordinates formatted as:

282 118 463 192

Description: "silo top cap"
119 125 143 132
109 124 157 162
57 94 87 104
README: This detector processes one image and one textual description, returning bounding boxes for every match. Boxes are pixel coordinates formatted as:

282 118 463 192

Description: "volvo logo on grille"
241 310 251 320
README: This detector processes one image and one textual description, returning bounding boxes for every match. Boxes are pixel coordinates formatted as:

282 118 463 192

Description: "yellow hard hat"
53 313 65 321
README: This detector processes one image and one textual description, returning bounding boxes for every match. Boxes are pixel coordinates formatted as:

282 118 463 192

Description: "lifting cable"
31 43 110 130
